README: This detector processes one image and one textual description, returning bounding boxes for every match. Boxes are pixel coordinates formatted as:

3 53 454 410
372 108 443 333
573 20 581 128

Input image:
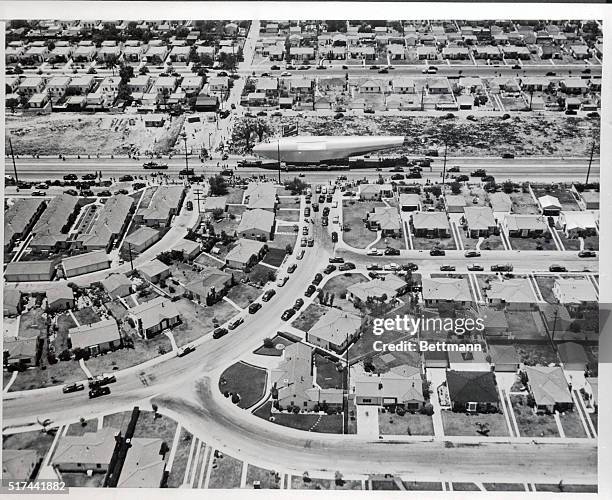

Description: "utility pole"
277 139 281 184
420 86 425 112
8 137 19 185
127 242 134 271
181 132 190 183
586 141 595 185
193 189 203 213
551 307 559 343
441 139 448 192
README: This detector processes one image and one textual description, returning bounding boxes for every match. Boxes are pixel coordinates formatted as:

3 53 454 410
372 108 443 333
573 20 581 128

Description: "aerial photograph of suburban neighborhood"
2 14 601 495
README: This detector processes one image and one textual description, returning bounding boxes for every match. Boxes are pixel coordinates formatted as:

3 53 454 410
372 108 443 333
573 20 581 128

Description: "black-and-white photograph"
1 5 605 498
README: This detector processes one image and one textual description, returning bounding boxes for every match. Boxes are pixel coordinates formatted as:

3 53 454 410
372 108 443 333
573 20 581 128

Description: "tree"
502 180 514 194
138 65 149 75
450 181 462 195
209 175 229 195
6 97 18 113
211 207 225 219
119 63 134 83
285 177 308 195
263 337 274 348
334 471 344 486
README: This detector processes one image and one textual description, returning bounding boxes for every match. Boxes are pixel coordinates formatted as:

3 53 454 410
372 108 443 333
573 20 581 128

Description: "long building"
30 194 80 252
4 198 47 254
252 135 405 163
77 194 134 252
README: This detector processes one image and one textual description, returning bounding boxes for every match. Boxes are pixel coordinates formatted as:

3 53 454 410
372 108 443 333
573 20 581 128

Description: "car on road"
367 264 381 271
31 191 46 197
300 237 307 247
501 153 515 159
305 284 317 297
280 71 292 77
307 237 314 247
549 264 567 272
422 66 438 74
430 248 446 256
88 374 116 388
228 317 244 330
143 161 168 170
467 264 484 272
339 262 356 271
491 264 513 272
304 207 311 217
312 273 323 285
97 190 112 197
297 249 305 260
329 257 344 264
321 217 329 226
276 275 289 287
331 231 338 243
578 250 596 258
465 251 481 258
248 303 262 314
63 383 85 394
403 263 419 272
270 65 280 70
287 263 297 274
64 189 78 196
366 248 382 256
316 65 327 70
369 65 380 70
82 173 97 180
440 265 456 272
63 174 78 181
213 327 229 338
342 65 348 69
383 263 400 271
448 166 460 173
262 289 276 302
177 345 196 357
260 72 270 77
89 386 111 399
302 226 309 235
384 247 400 256
323 264 336 274
186 200 193 211
35 183 48 190
322 206 330 216
281 308 296 321
312 203 319 212
378 68 388 74
511 64 522 69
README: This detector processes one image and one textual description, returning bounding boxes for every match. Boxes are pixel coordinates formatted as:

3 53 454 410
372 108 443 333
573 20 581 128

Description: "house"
30 194 79 252
172 239 201 260
225 239 266 270
51 427 118 473
27 92 50 109
2 450 39 481
442 46 470 60
503 215 548 238
480 307 509 337
560 78 588 95
128 75 151 94
4 198 46 254
152 76 178 96
488 192 512 213
101 273 133 299
458 77 483 93
69 319 122 356
245 182 277 210
256 78 279 97
68 75 95 95
46 284 75 312
427 78 450 95
347 274 408 303
553 278 598 307
557 342 589 371
78 194 134 251
18 77 45 97
181 76 203 96
116 438 167 488
62 251 111 278
184 268 233 304
73 45 97 62
411 212 450 238
4 260 56 282
236 208 275 241
577 190 599 211
524 366 573 413
194 93 219 112
98 45 121 62
123 45 144 63
136 186 185 227
399 193 421 212
472 45 502 59
46 76 71 101
203 196 227 213
416 46 438 60
486 279 535 306
138 259 171 284
271 342 343 411
129 297 181 339
290 46 315 61
169 45 190 63
144 45 169 65
448 349 490 372
287 77 313 95
391 78 416 94
444 194 466 213
488 344 520 372
208 76 229 93
144 114 166 128
359 183 393 200
366 207 401 236
3 289 23 317
307 308 362 353
571 45 590 60
24 45 50 62
421 278 472 307
352 364 424 410
463 206 497 238
359 79 385 94
4 336 38 367
558 211 598 238
446 370 499 413
124 226 161 253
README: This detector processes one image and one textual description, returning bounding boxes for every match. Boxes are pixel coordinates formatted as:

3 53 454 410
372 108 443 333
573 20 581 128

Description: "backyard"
245 465 281 489
166 428 192 488
510 395 560 437
314 353 344 389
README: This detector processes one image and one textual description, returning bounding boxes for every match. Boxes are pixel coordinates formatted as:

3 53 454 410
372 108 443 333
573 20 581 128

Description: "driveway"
355 405 379 438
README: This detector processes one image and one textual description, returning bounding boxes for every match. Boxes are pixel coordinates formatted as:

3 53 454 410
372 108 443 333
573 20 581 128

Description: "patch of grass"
276 209 300 222
254 334 294 356
371 480 400 490
194 252 224 269
208 452 243 489
166 428 192 488
245 465 281 489
62 472 106 488
342 200 384 249
2 429 55 459
8 360 83 391
452 483 481 491
172 298 237 345
133 410 178 446
254 402 343 433
54 312 77 352
268 232 298 252
510 395 560 437
104 299 129 321
378 410 434 436
219 361 268 409
402 481 443 490
291 476 333 490
441 410 510 437
262 247 286 267
73 307 101 326
535 484 597 493
18 308 46 339
516 344 559 366
483 483 527 491
506 309 545 340
461 233 506 250
559 409 588 438
65 419 98 436
225 283 261 309
315 354 344 389
321 273 368 299
102 411 132 433
225 187 245 204
509 235 557 251
411 236 456 250
292 303 329 332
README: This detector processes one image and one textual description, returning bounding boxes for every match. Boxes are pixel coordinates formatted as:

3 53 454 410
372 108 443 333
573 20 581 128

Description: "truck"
143 161 169 170
490 264 513 272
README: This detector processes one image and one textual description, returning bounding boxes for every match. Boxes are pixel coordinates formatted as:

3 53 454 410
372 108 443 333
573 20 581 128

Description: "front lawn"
225 283 261 308
208 452 243 489
411 235 456 251
166 428 192 488
378 410 434 436
219 361 268 409
291 476 333 490
172 298 237 345
262 247 286 267
342 200 384 249
461 233 506 250
534 275 558 303
253 334 294 356
267 232 298 252
315 353 344 389
54 312 78 353
510 395 560 437
292 303 329 332
254 401 343 434
508 235 557 251
402 481 443 490
483 483 527 491
441 410 509 437
276 209 300 222
245 465 281 489
321 273 368 298
559 409 587 438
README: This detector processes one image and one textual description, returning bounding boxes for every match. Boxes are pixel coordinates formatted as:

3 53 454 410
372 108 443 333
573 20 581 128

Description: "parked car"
280 71 292 77
89 386 111 399
63 383 85 394
248 303 262 314
186 200 193 211
329 257 344 264
465 251 481 258
339 262 356 271
228 317 244 330
297 249 305 260
82 173 97 180
287 264 297 273
63 174 78 181
403 263 419 272
578 250 597 258
88 374 116 388
305 284 317 297
384 247 400 256
177 345 196 357
300 237 307 247
64 189 78 196
366 264 381 270
323 265 336 274
549 264 567 272
448 166 460 173
270 65 280 70
97 190 112 197
312 273 323 285
321 217 328 226
294 298 304 310
366 248 382 256
213 327 228 338
491 264 513 272
440 265 456 272
430 248 445 256
307 237 314 247
276 275 288 287
281 309 296 321
31 191 46 197
467 264 484 272
331 231 338 243
35 183 48 190
262 289 276 302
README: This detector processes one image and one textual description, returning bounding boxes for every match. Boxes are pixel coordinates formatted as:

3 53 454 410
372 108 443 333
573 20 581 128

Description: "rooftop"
52 427 118 467
129 296 180 331
525 366 572 406
225 238 265 265
309 308 361 347
125 226 159 247
487 279 535 303
554 278 598 303
138 258 170 278
422 278 472 302
446 370 499 404
62 250 110 273
69 319 121 350
237 208 275 234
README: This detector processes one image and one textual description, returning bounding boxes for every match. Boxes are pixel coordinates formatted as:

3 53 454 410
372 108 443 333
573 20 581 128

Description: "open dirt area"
230 114 599 157
6 112 184 156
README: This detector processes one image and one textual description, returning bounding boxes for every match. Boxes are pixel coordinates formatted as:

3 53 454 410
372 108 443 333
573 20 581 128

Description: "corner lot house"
51 427 118 473
463 206 497 238
552 278 598 311
172 238 201 260
101 273 133 299
62 251 111 278
116 437 167 488
577 190 599 211
558 211 598 238
524 366 573 413
421 278 472 307
46 284 75 312
225 239 266 270
138 259 171 284
347 274 407 303
352 364 424 410
366 207 401 236
237 209 275 241
307 308 361 353
359 183 393 200
69 319 122 356
411 212 450 238
184 268 233 304
446 370 499 413
129 296 181 339
136 186 185 227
